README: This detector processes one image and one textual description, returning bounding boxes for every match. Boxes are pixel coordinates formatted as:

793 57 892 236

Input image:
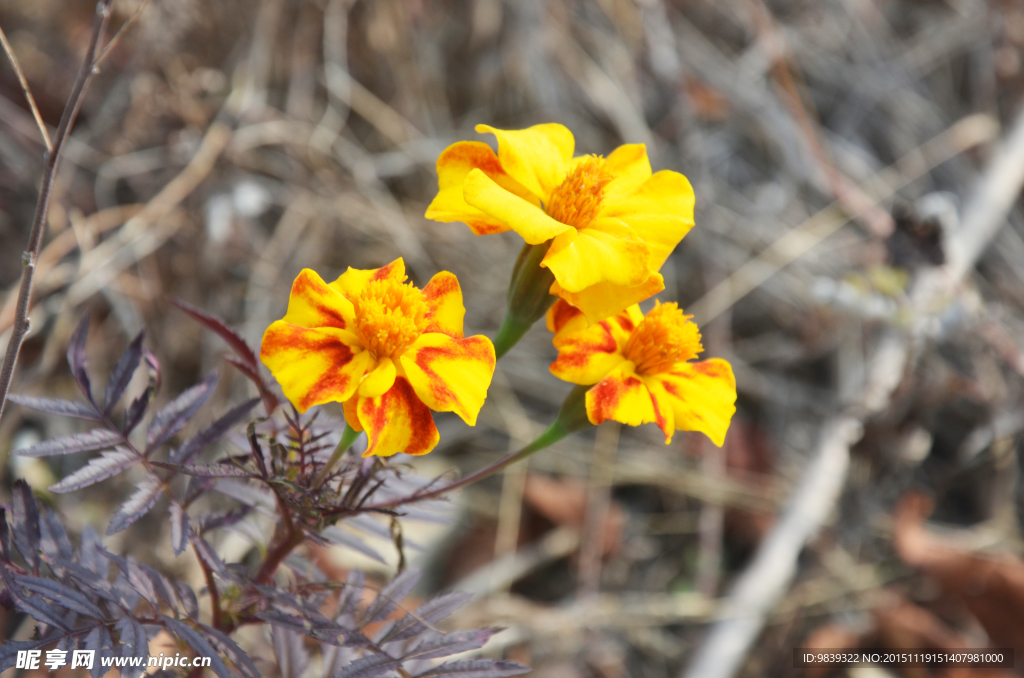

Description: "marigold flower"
425 123 695 324
547 299 736 446
260 259 496 457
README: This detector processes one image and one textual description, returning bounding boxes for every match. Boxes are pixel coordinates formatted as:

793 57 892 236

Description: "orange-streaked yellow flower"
425 123 695 323
547 299 736 446
260 259 496 457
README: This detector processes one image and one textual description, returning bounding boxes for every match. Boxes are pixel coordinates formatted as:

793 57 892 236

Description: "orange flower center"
545 155 615 230
352 277 429 359
623 302 703 376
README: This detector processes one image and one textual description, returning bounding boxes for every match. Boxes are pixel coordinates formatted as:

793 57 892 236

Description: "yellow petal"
551 274 664 325
584 362 670 436
330 258 406 300
653 358 737 446
358 377 440 457
463 169 573 245
358 357 396 398
399 333 496 426
542 227 653 292
422 271 465 338
644 377 678 443
343 397 363 432
475 123 574 200
546 298 586 334
598 170 696 266
425 141 539 235
603 144 652 198
549 320 628 386
281 269 354 330
260 322 374 413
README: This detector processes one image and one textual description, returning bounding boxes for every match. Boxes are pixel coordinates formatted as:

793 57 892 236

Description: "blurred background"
2 0 1024 676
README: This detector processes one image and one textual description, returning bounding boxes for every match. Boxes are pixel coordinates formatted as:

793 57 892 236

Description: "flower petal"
585 362 665 430
542 227 653 292
463 169 573 245
330 258 406 300
603 144 652 198
546 298 586 334
653 358 737 447
281 269 354 330
422 271 465 338
475 123 574 200
399 333 496 426
358 377 440 457
343 397 362 432
549 317 628 386
260 322 374 413
598 170 696 266
358 357 396 398
551 273 665 325
425 141 539 235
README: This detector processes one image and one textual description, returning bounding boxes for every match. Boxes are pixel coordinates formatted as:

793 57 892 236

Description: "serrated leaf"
0 508 10 561
38 509 73 563
104 332 145 414
172 397 260 465
415 660 531 678
168 462 253 478
79 525 105 575
161 617 233 678
124 386 153 434
14 575 105 619
333 653 404 678
383 591 473 643
169 501 189 555
273 626 310 678
169 298 259 370
191 532 229 579
11 480 40 572
360 569 421 627
67 315 93 402
202 623 261 678
336 569 365 621
8 395 100 421
404 629 497 660
146 373 217 451
322 526 387 564
176 580 199 620
16 428 122 458
49 447 138 493
15 592 72 631
107 475 163 535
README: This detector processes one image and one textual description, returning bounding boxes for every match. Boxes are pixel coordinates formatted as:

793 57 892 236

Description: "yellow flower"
260 259 496 457
547 299 736 446
425 123 695 323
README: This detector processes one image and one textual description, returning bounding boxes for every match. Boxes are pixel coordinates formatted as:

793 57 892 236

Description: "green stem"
493 240 557 359
358 384 593 511
312 423 361 489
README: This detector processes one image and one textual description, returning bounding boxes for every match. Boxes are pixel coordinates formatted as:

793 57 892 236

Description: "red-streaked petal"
475 123 574 200
281 269 354 330
425 141 539 235
546 299 585 334
358 377 440 457
585 362 661 429
654 358 737 447
549 309 641 386
551 274 664 325
260 322 374 413
343 397 363 432
399 333 496 426
422 271 465 338
330 258 406 300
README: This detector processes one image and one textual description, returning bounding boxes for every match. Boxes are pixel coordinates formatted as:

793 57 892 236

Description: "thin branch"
94 0 152 67
0 0 115 423
0 24 51 152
